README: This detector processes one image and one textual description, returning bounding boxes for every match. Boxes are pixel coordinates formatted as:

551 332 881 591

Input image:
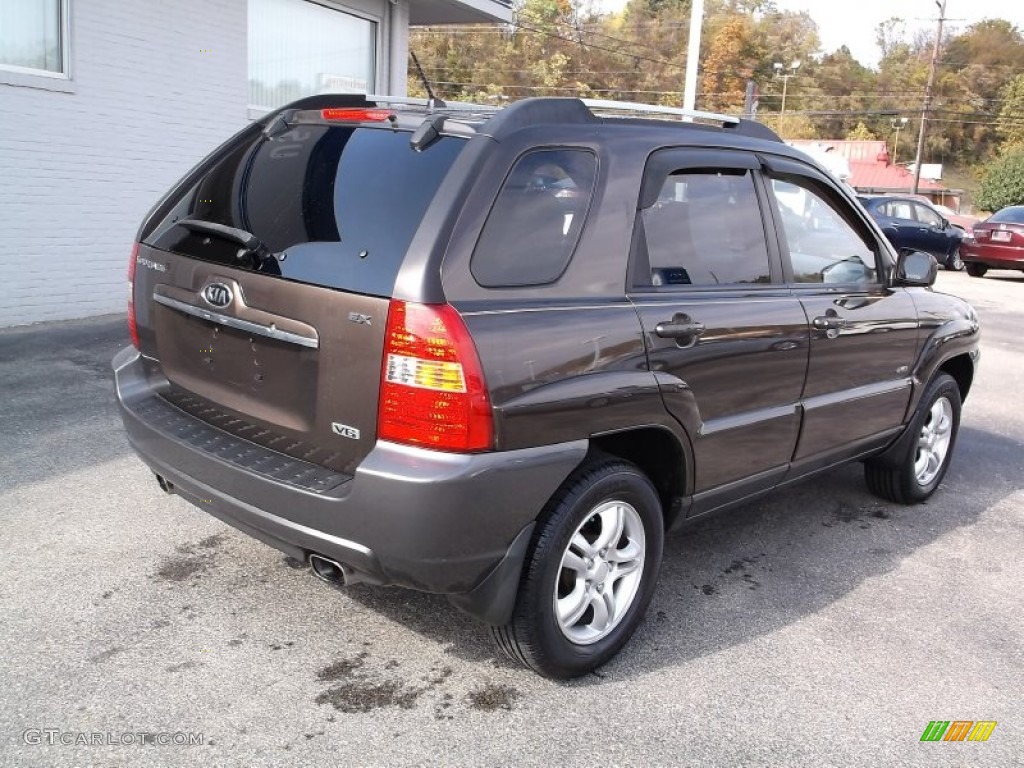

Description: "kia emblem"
201 282 232 308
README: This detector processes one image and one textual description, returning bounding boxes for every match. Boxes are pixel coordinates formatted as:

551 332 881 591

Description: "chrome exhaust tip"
155 474 175 494
309 554 352 585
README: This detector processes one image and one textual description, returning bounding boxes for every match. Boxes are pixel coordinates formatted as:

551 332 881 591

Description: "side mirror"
895 249 937 287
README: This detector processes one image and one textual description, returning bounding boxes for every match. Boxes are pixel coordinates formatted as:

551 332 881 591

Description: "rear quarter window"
470 149 598 288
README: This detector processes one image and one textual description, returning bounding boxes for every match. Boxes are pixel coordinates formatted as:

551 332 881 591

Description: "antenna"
409 51 445 110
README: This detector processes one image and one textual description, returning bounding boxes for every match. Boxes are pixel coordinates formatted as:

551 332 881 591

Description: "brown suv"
114 95 979 678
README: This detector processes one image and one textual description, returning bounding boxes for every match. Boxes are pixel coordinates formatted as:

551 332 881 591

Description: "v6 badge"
331 423 360 440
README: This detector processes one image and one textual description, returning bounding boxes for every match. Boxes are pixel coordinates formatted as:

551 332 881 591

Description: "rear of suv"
114 95 979 679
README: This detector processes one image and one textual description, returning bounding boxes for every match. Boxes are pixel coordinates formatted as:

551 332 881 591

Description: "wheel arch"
939 353 974 403
588 425 691 531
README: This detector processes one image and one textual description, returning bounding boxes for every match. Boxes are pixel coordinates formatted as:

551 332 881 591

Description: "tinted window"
639 169 770 287
146 126 465 296
471 149 597 287
989 206 1024 224
771 177 877 284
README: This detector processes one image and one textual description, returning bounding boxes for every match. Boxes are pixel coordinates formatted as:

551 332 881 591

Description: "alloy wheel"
915 396 953 487
553 500 646 645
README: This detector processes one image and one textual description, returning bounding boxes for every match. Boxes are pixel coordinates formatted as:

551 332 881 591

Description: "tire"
865 373 961 504
965 262 987 277
492 458 664 679
945 247 964 271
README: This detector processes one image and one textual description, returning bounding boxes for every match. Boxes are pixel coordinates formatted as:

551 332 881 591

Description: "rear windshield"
988 207 1024 224
145 126 466 296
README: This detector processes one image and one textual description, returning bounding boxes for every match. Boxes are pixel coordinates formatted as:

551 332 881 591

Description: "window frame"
0 0 72 83
629 148 783 294
759 154 889 290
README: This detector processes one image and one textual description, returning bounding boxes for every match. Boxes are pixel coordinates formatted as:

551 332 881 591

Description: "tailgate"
132 117 467 475
134 246 387 475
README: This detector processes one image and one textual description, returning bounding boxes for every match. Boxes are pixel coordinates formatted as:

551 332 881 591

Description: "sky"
594 0 1023 69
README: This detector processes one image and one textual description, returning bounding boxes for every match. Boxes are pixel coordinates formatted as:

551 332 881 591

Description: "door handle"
655 318 706 339
812 315 847 330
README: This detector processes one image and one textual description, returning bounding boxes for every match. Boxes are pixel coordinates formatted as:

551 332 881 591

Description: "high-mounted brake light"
127 243 140 349
321 107 394 122
378 301 493 452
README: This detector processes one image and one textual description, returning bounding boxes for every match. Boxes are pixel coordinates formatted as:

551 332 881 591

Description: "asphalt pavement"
1 270 1021 767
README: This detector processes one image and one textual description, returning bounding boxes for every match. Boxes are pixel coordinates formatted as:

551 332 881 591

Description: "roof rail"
580 98 782 142
365 94 498 113
581 98 740 126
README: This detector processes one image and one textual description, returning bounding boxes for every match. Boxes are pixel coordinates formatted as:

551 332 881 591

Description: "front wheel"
965 262 987 277
946 247 964 271
865 373 961 504
492 458 664 679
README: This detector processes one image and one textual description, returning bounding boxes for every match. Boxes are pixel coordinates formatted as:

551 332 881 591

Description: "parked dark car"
858 195 965 270
961 205 1024 277
114 95 980 679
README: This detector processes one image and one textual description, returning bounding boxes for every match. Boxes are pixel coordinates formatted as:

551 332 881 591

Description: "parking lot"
1 270 1021 767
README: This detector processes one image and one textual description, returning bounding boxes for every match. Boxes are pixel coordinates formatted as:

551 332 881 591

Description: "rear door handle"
655 319 706 339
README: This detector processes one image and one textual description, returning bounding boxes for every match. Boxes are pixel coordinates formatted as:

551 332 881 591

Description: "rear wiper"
176 219 285 273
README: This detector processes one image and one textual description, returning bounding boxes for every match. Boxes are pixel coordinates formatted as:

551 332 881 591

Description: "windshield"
146 126 466 296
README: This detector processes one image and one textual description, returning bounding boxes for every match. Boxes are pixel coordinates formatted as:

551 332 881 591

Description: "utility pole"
911 0 947 194
682 0 704 116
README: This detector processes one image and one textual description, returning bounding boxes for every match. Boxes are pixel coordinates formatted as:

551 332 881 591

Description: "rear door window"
639 168 772 287
470 149 597 287
145 126 466 297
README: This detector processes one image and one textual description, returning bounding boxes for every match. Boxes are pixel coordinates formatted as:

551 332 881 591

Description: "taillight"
378 301 493 452
127 243 140 349
321 107 394 122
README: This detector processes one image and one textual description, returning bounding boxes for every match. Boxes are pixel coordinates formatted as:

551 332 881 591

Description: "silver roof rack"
364 94 498 112
580 98 740 126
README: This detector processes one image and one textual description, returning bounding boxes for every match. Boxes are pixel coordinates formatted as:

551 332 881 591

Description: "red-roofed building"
788 140 961 210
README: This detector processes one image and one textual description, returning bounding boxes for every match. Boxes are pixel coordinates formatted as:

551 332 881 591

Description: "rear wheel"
865 373 961 504
965 263 987 277
492 458 663 679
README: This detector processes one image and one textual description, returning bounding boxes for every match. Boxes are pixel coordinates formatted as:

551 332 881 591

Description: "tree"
996 73 1024 151
976 149 1024 212
846 122 877 140
762 113 818 139
700 15 754 111
936 20 1024 164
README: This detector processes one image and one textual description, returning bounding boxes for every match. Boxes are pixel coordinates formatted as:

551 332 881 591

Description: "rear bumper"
961 242 1024 269
113 347 586 619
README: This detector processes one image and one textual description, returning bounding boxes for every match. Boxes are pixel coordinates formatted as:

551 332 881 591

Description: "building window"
248 0 376 112
0 0 69 77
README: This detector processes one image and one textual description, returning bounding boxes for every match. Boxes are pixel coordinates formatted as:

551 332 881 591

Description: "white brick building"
0 0 509 327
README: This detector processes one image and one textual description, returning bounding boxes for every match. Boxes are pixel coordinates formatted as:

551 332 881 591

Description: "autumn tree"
700 15 754 111
846 122 877 140
996 73 1024 152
